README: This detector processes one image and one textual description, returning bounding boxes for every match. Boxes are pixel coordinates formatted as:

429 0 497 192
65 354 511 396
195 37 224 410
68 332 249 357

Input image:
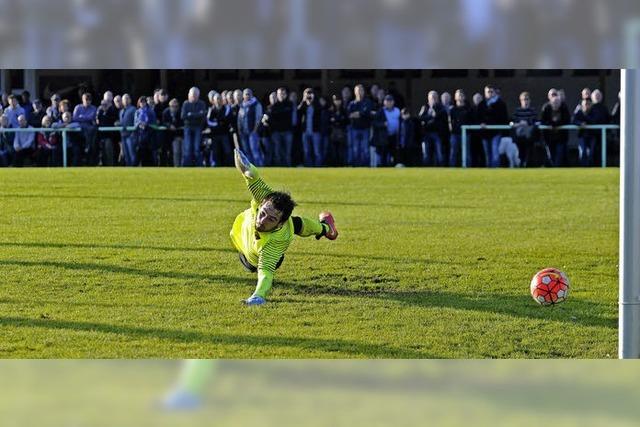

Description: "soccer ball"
530 268 570 305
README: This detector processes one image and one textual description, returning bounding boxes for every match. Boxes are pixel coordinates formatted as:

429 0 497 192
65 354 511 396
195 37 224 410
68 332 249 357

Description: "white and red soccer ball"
530 268 570 306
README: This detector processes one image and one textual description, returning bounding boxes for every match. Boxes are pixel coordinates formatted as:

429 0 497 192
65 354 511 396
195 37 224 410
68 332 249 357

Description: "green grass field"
0 167 618 358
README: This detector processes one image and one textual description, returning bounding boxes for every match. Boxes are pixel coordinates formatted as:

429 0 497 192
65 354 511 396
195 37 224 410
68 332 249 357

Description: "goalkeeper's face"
255 201 284 232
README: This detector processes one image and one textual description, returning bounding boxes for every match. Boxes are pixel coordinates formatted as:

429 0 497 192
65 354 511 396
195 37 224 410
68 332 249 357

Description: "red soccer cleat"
319 211 338 240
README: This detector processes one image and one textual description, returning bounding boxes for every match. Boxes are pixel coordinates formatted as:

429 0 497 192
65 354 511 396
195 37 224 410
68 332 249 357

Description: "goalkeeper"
231 149 338 306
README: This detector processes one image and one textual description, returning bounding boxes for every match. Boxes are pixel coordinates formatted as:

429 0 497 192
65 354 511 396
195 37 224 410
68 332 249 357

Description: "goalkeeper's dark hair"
263 191 297 222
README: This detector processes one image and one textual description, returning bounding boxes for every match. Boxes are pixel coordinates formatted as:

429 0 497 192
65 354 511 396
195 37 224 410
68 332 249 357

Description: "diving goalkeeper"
231 149 338 306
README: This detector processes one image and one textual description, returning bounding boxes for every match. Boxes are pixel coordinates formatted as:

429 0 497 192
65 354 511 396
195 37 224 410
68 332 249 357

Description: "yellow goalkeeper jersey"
229 168 294 297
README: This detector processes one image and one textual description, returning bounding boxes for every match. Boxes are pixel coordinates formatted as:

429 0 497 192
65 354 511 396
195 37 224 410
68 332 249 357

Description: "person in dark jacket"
28 99 46 128
448 89 475 167
207 93 233 167
572 97 596 166
588 89 611 166
0 114 14 166
96 96 119 166
397 108 419 166
510 91 538 167
418 90 448 166
181 86 207 167
328 94 349 166
476 85 509 168
540 88 571 167
162 98 184 167
266 87 295 167
297 87 323 167
347 84 373 166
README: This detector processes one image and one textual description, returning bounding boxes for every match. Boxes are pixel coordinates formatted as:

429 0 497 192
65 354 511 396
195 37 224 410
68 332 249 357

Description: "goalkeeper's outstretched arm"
234 149 273 203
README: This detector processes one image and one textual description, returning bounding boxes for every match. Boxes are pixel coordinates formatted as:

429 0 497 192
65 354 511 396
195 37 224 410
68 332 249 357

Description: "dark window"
525 70 563 77
494 69 515 78
431 70 469 78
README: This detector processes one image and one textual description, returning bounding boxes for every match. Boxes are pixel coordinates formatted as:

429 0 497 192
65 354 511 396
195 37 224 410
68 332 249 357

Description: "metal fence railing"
1 125 171 168
2 123 622 168
460 124 621 168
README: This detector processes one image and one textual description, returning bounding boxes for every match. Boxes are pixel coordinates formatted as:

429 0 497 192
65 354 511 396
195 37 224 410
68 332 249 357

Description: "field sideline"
0 167 618 358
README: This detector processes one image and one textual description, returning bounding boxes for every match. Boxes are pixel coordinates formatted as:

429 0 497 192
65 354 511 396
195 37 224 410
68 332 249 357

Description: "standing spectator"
318 95 332 165
268 87 295 166
328 94 349 166
181 86 207 167
0 114 14 166
341 85 353 105
470 93 484 166
370 83 380 105
1 92 8 109
5 95 25 128
298 87 323 167
72 92 98 166
21 91 33 121
510 91 538 167
237 88 264 166
119 94 137 166
36 115 60 166
114 94 123 111
257 92 276 166
162 98 184 167
449 89 474 167
206 93 232 167
397 108 419 166
227 90 242 152
573 97 596 166
540 88 571 167
151 89 169 165
589 89 611 166
96 95 119 166
289 91 302 166
28 99 46 128
59 99 71 117
46 93 62 123
574 87 591 114
347 84 373 166
154 89 169 119
376 94 400 167
134 97 156 166
13 115 35 167
477 85 509 168
441 92 453 113
440 91 453 159
418 90 447 166
52 112 81 166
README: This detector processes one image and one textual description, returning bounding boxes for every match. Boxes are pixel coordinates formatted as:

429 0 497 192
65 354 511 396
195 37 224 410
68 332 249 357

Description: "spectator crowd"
0 83 621 168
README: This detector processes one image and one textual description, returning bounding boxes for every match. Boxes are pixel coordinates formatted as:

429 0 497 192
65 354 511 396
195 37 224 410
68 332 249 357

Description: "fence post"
601 127 607 168
62 129 68 168
461 126 467 168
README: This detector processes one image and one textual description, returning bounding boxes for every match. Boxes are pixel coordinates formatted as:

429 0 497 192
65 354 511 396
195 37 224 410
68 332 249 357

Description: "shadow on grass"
1 258 615 330
0 259 254 286
0 241 459 266
0 316 426 358
278 282 617 331
0 241 236 254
